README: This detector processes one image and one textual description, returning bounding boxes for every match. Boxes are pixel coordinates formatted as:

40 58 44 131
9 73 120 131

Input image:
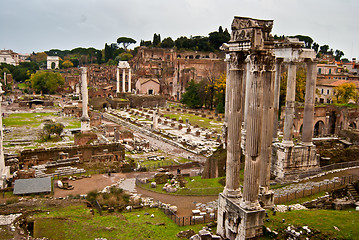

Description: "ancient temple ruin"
217 16 276 240
217 16 320 240
116 61 132 94
271 38 319 180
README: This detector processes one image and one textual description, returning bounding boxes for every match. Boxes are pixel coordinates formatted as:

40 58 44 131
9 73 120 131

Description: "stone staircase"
347 184 359 201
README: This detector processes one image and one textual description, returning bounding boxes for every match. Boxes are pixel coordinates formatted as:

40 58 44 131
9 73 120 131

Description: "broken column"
80 67 91 132
217 16 275 240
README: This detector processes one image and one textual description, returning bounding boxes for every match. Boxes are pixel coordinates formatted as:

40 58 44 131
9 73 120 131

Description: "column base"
259 190 274 209
301 141 314 147
223 187 242 198
217 193 265 240
281 140 294 147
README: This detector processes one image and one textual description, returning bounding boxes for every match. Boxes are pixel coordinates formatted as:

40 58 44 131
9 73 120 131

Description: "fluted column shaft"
302 61 317 145
122 69 126 92
259 66 275 192
241 56 264 210
272 61 282 141
282 62 297 146
223 58 230 149
128 69 132 92
223 53 245 197
116 67 120 93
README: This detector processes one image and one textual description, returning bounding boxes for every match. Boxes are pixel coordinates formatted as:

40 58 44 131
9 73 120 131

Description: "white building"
0 50 19 65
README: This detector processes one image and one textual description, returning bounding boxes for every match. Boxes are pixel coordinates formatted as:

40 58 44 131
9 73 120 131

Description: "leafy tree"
161 37 174 48
42 123 64 140
209 26 231 50
319 45 329 54
62 60 74 68
312 42 319 53
104 43 114 62
153 33 161 47
30 71 64 94
30 52 48 63
334 82 358 104
116 37 136 50
334 50 344 61
181 80 203 108
116 52 133 61
290 35 313 48
140 40 152 47
213 74 226 113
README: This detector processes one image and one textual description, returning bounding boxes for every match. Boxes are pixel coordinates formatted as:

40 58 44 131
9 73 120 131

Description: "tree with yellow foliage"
334 82 358 104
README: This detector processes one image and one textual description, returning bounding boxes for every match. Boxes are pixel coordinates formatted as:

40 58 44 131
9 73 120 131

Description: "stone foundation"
271 143 320 181
217 194 265 240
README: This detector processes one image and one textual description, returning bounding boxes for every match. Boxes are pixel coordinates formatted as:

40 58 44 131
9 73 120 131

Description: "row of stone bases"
216 17 319 239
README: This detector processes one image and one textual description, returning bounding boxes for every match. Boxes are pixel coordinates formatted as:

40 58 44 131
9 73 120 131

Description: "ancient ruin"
117 61 132 94
217 16 276 239
0 83 10 188
271 38 319 180
80 67 91 133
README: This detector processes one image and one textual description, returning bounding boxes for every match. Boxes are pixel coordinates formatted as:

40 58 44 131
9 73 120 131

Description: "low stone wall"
19 143 125 167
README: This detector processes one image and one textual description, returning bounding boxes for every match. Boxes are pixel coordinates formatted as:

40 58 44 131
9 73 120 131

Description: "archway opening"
314 120 325 137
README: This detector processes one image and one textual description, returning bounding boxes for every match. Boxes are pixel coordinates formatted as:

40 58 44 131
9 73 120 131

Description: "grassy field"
163 113 222 131
32 204 208 240
263 208 359 240
139 176 225 196
3 112 55 127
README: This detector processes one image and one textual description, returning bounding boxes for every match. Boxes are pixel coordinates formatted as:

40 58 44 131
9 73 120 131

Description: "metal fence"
296 161 359 179
274 174 358 205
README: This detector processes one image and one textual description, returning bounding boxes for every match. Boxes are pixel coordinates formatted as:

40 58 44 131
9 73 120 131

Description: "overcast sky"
1 0 358 59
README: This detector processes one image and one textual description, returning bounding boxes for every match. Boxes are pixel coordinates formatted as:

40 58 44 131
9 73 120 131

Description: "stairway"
347 184 359 201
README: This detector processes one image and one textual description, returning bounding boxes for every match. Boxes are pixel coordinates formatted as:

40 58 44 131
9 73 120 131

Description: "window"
329 69 332 74
148 89 153 95
318 68 321 74
327 89 330 95
321 89 324 94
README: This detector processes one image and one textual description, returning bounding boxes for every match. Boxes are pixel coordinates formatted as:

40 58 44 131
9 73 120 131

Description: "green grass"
282 191 328 205
32 204 208 240
3 112 56 127
65 120 81 129
264 209 359 240
140 176 225 196
17 82 27 89
163 113 222 130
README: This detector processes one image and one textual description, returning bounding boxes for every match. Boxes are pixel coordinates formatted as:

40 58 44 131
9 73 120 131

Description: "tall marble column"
223 52 245 198
80 67 91 132
241 55 264 210
128 69 132 92
259 65 275 194
282 62 297 146
0 84 5 172
122 69 126 92
116 67 120 93
302 61 317 145
223 57 230 149
272 60 282 141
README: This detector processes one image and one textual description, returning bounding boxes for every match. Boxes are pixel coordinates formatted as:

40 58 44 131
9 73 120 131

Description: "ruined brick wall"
19 143 125 167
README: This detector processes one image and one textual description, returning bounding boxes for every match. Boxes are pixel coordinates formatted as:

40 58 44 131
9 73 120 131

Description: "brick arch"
314 120 325 137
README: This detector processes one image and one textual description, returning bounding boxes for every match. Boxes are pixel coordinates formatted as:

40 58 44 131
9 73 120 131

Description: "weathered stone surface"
154 173 168 184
